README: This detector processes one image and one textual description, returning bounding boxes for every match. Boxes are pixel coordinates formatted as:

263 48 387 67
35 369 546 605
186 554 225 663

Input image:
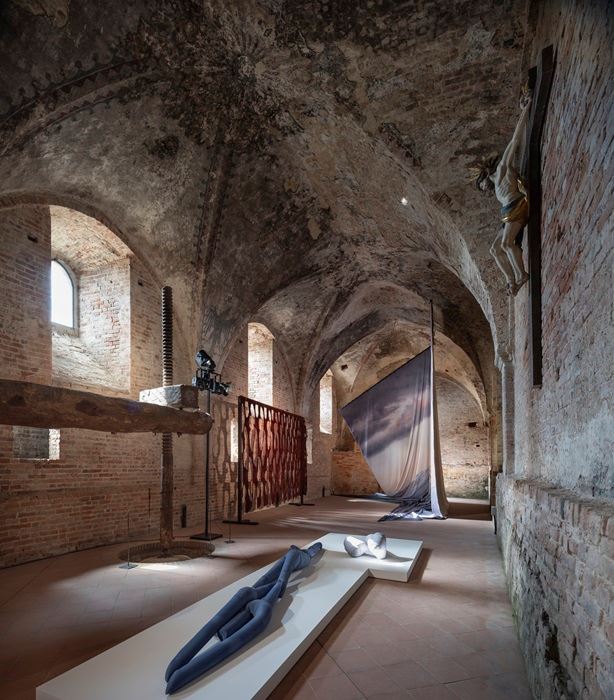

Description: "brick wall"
0 430 162 565
309 381 334 500
498 477 613 700
498 2 613 697
78 259 131 390
130 260 162 393
439 376 489 499
0 206 51 382
0 204 199 567
511 0 613 497
222 326 248 398
52 263 132 393
200 323 326 521
332 446 378 496
247 323 274 405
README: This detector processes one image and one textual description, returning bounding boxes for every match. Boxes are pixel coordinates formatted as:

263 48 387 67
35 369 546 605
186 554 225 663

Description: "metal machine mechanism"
192 350 231 396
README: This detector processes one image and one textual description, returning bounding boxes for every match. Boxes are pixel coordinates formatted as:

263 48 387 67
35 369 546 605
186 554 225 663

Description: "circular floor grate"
118 540 214 563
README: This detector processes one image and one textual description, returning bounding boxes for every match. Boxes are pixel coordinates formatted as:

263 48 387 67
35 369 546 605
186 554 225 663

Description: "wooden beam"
0 380 213 434
524 45 556 387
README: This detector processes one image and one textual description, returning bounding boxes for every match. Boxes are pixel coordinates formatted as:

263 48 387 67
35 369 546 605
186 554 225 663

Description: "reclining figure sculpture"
165 542 323 694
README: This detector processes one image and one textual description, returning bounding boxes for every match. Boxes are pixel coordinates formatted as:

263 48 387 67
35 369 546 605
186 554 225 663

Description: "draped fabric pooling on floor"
340 345 448 520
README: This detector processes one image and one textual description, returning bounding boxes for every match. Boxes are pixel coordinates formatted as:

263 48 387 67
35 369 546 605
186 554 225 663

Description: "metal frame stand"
225 507 235 544
119 513 138 569
191 388 222 541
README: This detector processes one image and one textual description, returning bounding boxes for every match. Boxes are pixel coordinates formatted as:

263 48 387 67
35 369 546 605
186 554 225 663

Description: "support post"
223 399 258 525
524 45 555 387
160 286 174 553
290 423 313 506
119 512 138 570
191 388 222 541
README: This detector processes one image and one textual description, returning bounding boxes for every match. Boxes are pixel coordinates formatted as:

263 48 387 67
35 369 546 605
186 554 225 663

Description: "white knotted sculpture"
343 533 387 560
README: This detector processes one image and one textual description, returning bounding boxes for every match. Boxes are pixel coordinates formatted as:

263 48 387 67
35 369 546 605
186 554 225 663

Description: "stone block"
139 384 199 410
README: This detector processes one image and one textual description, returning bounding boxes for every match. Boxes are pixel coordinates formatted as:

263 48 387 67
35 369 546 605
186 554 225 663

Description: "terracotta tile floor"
0 497 532 699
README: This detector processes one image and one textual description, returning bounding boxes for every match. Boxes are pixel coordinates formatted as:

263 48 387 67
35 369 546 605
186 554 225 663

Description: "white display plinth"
37 533 422 700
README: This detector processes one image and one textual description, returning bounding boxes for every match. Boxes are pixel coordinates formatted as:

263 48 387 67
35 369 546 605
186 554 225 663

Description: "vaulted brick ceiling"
0 0 528 401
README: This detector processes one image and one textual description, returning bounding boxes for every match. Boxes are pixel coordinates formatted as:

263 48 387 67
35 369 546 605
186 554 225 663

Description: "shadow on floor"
448 500 491 520
408 547 432 583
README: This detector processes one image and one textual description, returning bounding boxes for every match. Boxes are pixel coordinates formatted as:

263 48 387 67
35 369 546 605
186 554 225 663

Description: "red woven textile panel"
239 396 307 513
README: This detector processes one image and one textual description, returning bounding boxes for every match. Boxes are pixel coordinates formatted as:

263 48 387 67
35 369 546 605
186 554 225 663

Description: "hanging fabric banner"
339 346 448 520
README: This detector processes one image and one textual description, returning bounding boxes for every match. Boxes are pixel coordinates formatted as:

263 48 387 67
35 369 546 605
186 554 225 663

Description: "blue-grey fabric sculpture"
165 542 323 694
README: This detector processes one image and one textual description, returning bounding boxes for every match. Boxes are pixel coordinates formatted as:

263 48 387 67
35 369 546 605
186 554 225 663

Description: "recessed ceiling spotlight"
400 197 408 206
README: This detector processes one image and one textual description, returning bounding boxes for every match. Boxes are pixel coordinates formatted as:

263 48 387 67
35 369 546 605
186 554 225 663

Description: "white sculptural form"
344 532 387 559
475 90 532 295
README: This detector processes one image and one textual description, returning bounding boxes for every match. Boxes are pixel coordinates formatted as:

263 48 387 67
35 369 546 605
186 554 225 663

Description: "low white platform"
37 533 422 700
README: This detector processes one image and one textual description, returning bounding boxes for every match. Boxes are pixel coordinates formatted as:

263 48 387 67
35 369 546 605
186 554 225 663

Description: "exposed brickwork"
50 205 132 272
498 476 614 700
71 259 131 390
221 326 248 399
439 376 489 499
129 258 163 394
499 2 614 698
308 382 335 500
247 323 274 406
193 323 327 521
512 0 613 498
0 11 609 700
0 204 200 567
332 446 378 496
51 223 132 392
0 206 51 382
0 429 165 565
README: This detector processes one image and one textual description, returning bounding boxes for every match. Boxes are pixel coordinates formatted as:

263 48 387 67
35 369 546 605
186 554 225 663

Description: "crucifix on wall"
522 45 555 387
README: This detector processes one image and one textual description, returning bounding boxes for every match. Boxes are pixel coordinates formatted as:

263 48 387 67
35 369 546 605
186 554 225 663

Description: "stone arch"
329 319 492 500
0 192 197 389
0 191 156 289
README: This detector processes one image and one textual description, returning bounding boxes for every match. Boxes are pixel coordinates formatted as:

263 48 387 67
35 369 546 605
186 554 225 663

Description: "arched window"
50 260 75 328
319 370 333 434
